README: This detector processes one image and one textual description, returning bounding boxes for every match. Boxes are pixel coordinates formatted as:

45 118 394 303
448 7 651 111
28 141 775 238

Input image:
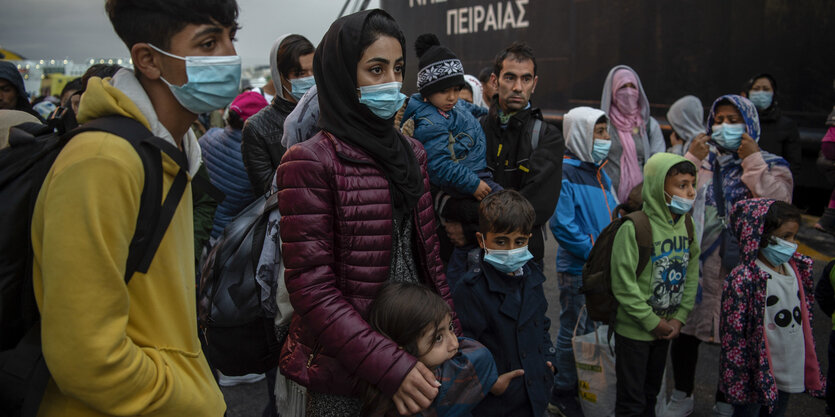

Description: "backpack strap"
625 211 653 277
530 118 543 150
684 213 694 244
64 117 190 281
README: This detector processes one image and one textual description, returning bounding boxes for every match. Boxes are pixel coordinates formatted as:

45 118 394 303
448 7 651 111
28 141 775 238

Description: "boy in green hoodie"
610 153 700 417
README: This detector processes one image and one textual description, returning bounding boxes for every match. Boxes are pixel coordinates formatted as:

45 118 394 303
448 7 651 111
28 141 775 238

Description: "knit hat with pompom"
415 33 465 97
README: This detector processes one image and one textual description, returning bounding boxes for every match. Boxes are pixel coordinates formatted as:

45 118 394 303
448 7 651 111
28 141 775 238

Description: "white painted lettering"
447 9 457 35
472 5 485 33
458 7 469 34
503 1 516 29
484 4 498 31
515 0 529 28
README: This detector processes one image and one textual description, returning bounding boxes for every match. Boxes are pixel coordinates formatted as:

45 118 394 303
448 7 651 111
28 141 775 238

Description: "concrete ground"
221 217 835 416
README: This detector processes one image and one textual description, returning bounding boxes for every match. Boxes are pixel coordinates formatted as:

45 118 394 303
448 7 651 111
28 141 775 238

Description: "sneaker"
712 401 734 417
665 390 694 417
548 389 585 417
216 371 266 387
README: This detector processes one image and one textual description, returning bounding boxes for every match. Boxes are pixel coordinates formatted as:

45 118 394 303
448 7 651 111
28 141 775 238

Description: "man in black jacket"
442 42 564 267
241 34 314 195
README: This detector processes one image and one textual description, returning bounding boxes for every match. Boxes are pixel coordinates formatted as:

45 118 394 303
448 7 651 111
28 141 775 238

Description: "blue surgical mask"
481 236 533 274
149 44 241 114
748 91 773 111
357 81 407 119
591 139 611 164
665 192 694 215
710 123 746 150
760 236 797 267
289 75 315 100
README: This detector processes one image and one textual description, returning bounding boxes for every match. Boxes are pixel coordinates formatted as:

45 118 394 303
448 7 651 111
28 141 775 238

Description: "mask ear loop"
147 44 187 88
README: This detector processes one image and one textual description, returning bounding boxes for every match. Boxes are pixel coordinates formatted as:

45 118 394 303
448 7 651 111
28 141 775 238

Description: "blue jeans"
553 272 596 391
732 391 790 417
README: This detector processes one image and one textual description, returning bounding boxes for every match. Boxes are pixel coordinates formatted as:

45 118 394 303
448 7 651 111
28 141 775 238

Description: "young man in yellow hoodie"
30 0 241 415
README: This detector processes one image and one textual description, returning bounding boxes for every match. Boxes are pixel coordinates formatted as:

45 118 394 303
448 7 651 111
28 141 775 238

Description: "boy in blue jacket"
548 107 618 416
452 190 556 417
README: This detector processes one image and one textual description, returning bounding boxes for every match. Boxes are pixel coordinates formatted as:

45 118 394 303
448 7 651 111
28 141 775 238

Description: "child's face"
417 314 458 369
427 86 461 112
458 88 474 103
476 230 531 251
663 172 697 204
766 220 800 245
593 122 610 140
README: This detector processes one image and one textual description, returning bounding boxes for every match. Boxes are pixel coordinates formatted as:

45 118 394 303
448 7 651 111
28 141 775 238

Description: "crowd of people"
2 1 835 417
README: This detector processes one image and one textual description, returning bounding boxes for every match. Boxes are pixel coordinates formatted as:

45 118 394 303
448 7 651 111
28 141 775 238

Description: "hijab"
704 94 787 216
314 9 423 210
601 66 648 202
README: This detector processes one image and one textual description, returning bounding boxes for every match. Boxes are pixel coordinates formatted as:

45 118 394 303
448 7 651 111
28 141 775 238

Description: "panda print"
758 259 806 391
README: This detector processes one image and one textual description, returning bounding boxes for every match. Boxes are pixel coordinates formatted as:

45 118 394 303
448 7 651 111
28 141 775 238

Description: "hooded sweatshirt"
719 198 823 408
241 34 305 195
550 107 618 275
666 95 704 156
610 153 700 341
0 60 40 119
600 65 665 202
31 69 224 416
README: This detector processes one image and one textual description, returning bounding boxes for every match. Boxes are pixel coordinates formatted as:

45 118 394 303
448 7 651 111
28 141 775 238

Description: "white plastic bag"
573 306 616 417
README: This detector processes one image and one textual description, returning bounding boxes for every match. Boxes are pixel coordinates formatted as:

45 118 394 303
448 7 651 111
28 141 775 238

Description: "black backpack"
0 116 193 417
581 211 694 325
197 191 285 376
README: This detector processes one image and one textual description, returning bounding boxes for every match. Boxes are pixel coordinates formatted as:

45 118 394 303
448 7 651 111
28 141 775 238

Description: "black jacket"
479 105 564 261
240 96 296 195
757 105 802 176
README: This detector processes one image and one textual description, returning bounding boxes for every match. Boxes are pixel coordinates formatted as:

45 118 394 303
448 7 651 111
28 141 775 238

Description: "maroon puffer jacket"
276 131 457 397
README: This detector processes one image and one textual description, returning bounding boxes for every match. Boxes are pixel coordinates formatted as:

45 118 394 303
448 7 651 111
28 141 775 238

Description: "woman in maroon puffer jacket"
276 9 458 417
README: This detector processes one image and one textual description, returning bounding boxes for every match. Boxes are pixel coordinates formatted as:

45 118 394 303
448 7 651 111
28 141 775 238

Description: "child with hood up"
719 198 824 416
547 106 618 414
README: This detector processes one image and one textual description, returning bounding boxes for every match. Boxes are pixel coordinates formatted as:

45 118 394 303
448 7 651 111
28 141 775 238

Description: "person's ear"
489 73 498 89
131 43 163 81
476 232 485 249
740 91 748 98
531 75 538 94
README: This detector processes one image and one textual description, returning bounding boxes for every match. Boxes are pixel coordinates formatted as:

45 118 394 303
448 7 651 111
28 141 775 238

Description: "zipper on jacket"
307 343 322 368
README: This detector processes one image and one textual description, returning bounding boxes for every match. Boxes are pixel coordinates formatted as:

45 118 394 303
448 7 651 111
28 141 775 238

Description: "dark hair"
226 107 244 130
461 82 473 94
60 78 83 103
493 42 537 77
277 34 315 78
479 189 535 235
760 201 802 249
106 0 239 50
358 10 406 67
595 115 608 125
477 66 493 84
743 73 778 94
666 160 697 178
81 64 123 91
363 282 451 415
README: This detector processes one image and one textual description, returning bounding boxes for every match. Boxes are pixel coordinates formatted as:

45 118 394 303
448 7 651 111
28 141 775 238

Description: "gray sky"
0 0 379 67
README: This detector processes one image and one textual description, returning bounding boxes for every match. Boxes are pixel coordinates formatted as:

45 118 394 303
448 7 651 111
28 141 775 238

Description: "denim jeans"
732 390 790 417
553 272 596 391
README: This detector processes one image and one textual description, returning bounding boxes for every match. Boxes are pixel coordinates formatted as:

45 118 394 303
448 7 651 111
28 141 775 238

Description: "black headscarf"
314 9 423 211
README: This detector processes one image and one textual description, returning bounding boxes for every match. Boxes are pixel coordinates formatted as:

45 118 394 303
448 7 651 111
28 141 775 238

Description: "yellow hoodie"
30 71 225 416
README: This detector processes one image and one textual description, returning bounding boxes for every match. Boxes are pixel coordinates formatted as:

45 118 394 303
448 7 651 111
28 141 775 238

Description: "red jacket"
276 131 456 396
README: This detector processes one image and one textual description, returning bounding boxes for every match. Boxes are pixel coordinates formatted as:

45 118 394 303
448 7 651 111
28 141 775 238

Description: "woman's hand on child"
490 369 525 395
546 361 555 374
392 362 441 415
651 319 674 339
661 319 683 340
472 180 491 201
737 134 760 160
